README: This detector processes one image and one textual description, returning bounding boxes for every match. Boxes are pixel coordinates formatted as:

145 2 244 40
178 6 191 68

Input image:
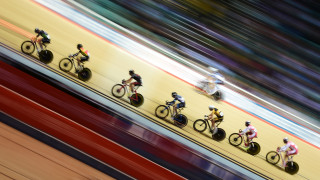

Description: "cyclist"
207 67 225 95
239 121 257 150
125 70 142 97
72 44 90 72
169 92 185 119
34 28 51 50
207 105 224 134
278 137 299 167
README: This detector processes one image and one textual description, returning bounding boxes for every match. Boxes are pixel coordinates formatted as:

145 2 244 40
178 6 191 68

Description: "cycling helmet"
77 44 83 50
129 69 134 75
209 105 215 111
172 92 177 98
283 137 288 144
34 28 40 33
245 121 251 127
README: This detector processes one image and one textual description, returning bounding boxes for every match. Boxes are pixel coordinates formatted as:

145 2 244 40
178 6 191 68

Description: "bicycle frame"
278 149 294 167
119 81 141 101
202 116 222 130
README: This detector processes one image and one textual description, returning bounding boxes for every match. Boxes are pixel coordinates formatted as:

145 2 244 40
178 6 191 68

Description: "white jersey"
280 141 298 152
173 95 185 103
240 125 257 135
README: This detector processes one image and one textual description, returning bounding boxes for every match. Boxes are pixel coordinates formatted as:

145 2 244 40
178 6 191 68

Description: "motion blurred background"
74 0 320 119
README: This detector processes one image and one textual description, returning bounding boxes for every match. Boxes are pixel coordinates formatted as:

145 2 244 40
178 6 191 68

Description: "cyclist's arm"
279 144 290 152
125 77 133 84
240 127 249 135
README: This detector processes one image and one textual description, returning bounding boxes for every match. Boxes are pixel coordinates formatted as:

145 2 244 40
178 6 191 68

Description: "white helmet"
209 105 215 111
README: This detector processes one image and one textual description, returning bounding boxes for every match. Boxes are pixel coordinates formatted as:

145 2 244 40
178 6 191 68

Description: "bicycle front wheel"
21 41 35 55
155 105 169 119
111 84 126 98
266 151 280 165
228 133 243 146
59 58 73 72
193 119 207 132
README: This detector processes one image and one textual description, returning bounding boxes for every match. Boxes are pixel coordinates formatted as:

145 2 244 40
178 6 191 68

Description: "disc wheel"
173 114 188 128
155 105 169 119
21 41 35 55
193 119 207 132
285 161 299 175
213 90 223 101
266 151 280 165
111 84 126 98
247 142 261 155
59 58 73 72
78 68 92 82
228 133 243 146
39 50 53 64
212 128 226 141
130 93 144 107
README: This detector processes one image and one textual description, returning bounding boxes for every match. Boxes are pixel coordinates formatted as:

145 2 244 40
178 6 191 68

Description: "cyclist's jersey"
37 30 50 40
173 95 185 103
79 47 90 57
209 72 225 84
211 108 224 120
241 125 257 135
280 141 298 152
131 74 142 84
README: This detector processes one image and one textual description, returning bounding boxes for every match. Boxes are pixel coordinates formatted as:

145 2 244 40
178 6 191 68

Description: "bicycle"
228 129 261 155
111 80 144 107
195 80 223 101
59 54 92 82
155 101 188 128
266 147 299 175
21 38 53 64
193 115 226 141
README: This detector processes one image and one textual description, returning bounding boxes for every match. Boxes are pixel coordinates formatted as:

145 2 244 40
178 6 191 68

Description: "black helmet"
245 121 250 127
129 69 134 75
35 28 40 33
283 137 288 144
172 92 177 98
77 44 83 50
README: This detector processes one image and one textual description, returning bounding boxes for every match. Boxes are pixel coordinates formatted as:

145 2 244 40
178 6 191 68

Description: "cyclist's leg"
37 38 43 50
210 117 217 133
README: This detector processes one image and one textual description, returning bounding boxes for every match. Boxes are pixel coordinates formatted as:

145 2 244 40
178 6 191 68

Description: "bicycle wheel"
193 119 207 132
111 84 126 98
174 114 188 128
228 133 243 146
285 161 299 175
59 58 73 72
78 68 92 82
21 41 35 54
247 142 260 155
130 93 144 107
266 151 280 165
212 128 226 141
155 105 169 119
39 50 53 64
213 90 223 101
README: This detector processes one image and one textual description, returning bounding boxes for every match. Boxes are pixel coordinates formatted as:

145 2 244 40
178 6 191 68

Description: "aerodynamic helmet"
77 44 83 50
172 92 177 98
283 137 288 144
245 121 251 127
34 28 40 33
209 105 215 111
129 69 134 75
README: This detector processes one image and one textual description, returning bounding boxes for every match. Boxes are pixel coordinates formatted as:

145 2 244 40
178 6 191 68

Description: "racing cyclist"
239 121 257 150
72 44 90 72
169 92 185 119
207 105 224 134
125 70 142 97
34 28 51 51
278 137 299 167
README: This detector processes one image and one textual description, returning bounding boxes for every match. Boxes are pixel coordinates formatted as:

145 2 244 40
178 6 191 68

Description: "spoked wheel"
39 50 53 64
228 133 243 146
173 114 188 128
78 68 92 82
193 119 207 132
266 151 280 165
111 84 126 98
21 41 35 55
285 161 299 175
59 58 73 72
130 93 144 107
212 128 226 141
213 90 223 101
155 105 169 119
247 142 261 155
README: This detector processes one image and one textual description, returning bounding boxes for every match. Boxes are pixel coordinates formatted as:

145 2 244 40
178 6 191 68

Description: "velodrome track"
1 0 320 179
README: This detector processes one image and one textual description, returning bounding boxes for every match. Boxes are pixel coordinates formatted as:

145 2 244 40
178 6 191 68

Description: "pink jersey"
280 141 298 152
241 125 257 135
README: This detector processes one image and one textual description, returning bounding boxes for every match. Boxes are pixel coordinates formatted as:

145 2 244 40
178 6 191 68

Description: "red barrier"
0 63 185 180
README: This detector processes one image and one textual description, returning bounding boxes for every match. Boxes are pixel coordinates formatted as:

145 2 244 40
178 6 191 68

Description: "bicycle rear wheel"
193 119 207 132
174 114 188 128
59 58 73 72
130 93 144 107
212 128 226 141
285 161 299 175
39 50 53 64
247 142 260 155
78 68 92 82
266 151 280 165
111 84 126 98
228 133 243 146
21 41 35 55
155 105 169 119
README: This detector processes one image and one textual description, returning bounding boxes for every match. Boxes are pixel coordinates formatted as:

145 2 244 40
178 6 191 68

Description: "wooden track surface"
0 1 319 179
